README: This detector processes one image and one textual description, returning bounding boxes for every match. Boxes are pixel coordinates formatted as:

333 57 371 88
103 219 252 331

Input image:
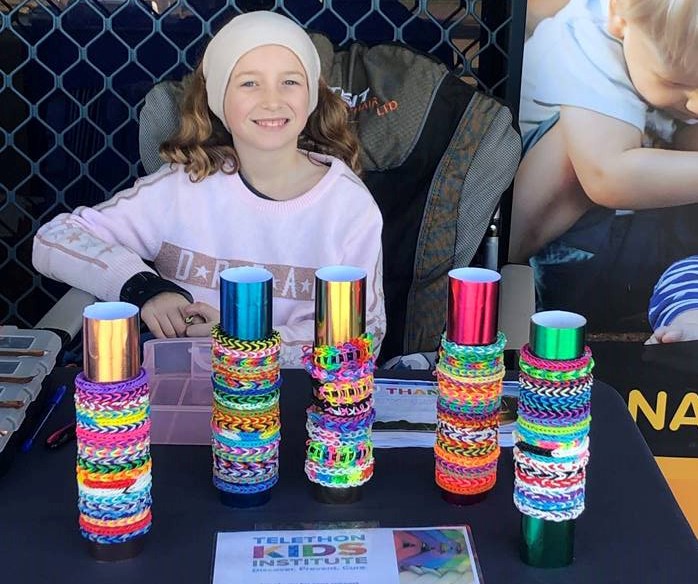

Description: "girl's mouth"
254 118 289 128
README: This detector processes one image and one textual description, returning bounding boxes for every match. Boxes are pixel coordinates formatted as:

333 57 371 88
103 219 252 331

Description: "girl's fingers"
168 310 188 337
142 312 165 339
182 301 219 322
185 322 215 337
158 315 177 338
183 314 205 326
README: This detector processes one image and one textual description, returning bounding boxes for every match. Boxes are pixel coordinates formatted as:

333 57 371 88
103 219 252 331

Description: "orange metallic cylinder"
83 302 141 383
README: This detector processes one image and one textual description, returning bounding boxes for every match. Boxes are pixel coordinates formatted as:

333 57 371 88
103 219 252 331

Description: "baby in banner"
509 0 698 291
32 11 386 367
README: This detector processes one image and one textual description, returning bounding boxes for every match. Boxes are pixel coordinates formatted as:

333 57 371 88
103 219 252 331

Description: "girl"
32 11 386 367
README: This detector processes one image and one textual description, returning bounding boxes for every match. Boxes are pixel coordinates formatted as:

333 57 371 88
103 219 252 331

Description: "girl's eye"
241 80 256 88
283 79 300 86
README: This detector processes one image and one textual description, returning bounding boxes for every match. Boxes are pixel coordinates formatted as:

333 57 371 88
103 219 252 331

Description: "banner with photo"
514 0 698 534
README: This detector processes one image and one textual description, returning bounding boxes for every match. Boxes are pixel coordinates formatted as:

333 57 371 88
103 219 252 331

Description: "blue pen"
21 384 68 453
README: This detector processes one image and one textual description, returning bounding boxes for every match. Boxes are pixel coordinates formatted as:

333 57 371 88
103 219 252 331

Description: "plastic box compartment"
143 338 214 445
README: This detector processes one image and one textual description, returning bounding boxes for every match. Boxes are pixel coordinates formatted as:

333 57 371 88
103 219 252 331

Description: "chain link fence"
0 0 525 327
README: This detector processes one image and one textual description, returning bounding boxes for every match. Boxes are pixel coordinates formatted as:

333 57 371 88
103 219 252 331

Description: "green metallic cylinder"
520 515 575 568
529 310 586 360
520 309 586 568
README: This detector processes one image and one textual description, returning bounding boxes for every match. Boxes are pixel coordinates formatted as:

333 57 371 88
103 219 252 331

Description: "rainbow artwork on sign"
394 529 478 583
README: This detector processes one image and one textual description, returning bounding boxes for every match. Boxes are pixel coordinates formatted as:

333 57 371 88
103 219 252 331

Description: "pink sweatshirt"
33 154 386 367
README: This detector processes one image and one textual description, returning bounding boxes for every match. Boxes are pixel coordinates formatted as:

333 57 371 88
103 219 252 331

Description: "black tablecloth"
1 369 696 584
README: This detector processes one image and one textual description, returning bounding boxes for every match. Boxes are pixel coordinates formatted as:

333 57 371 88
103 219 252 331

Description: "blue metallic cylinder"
219 267 273 341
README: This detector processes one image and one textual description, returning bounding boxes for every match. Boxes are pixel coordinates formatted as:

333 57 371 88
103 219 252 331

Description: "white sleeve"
32 167 177 301
524 14 647 131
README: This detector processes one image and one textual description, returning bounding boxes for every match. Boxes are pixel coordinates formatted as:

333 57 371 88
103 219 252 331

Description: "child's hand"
646 309 698 344
182 302 220 337
141 292 192 338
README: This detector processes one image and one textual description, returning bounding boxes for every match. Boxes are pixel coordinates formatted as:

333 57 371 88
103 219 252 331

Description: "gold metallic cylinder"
83 302 141 383
314 266 366 346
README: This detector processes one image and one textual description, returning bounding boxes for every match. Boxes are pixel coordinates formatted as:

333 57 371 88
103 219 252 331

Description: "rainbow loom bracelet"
75 369 152 544
210 325 281 495
435 331 506 496
514 344 593 521
303 334 376 488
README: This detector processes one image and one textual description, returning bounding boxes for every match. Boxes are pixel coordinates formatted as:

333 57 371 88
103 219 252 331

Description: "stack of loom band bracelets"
434 268 506 505
514 310 592 568
75 302 152 561
210 267 281 508
303 265 376 504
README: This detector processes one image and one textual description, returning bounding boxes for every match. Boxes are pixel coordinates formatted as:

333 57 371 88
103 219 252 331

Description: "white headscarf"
202 11 321 131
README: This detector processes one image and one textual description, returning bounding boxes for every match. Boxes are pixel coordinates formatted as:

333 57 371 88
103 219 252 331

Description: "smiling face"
223 44 310 158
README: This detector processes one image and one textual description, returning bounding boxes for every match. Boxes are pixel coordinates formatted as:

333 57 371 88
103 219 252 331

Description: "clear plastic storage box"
142 338 214 445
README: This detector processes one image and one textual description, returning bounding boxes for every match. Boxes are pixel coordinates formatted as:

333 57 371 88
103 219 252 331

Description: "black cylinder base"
441 488 488 506
220 489 271 508
313 484 362 505
87 535 146 562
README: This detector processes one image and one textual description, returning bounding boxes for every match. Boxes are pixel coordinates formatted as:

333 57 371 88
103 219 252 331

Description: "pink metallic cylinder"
447 268 500 346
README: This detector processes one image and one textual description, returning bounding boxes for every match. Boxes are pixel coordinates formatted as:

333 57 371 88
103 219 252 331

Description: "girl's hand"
141 292 192 338
182 302 220 337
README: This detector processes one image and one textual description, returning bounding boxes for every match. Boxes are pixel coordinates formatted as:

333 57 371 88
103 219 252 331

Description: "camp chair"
37 35 533 366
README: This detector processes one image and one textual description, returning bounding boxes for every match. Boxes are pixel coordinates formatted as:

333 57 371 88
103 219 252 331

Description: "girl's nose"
261 86 281 109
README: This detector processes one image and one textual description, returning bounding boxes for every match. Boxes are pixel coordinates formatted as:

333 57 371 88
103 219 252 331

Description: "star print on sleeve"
154 242 317 300
194 265 211 279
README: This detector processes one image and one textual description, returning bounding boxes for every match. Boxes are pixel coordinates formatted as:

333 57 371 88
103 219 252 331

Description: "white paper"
373 378 519 448
211 527 482 584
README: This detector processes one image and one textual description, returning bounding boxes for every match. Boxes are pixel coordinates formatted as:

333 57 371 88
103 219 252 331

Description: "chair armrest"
498 264 535 350
34 287 96 345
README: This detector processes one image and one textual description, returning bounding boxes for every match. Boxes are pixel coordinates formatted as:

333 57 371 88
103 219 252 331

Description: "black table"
1 369 696 583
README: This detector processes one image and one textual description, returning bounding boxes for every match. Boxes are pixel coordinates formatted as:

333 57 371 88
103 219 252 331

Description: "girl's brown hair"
160 65 361 182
